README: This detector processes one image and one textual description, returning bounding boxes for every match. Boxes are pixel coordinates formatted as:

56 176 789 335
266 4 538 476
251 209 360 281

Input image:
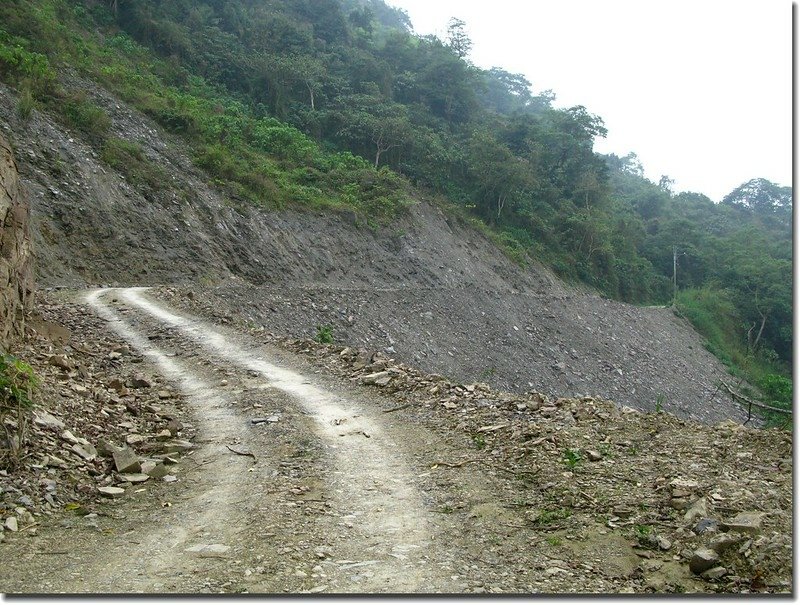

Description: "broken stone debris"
98 486 126 498
689 548 720 575
112 446 142 474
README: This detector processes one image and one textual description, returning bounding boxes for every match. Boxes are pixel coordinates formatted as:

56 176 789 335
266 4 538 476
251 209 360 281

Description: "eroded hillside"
0 78 749 424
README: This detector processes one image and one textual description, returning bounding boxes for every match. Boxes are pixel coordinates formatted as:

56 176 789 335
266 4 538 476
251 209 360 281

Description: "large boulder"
0 134 34 350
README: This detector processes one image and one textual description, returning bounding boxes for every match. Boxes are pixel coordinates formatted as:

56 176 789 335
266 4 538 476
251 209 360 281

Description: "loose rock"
98 486 126 498
185 544 230 558
689 548 720 575
112 446 142 474
131 373 152 388
701 566 728 581
33 410 64 430
723 512 764 535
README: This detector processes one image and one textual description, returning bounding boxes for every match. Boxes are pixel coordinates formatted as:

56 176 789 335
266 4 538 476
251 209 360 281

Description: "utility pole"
673 245 686 305
673 245 677 304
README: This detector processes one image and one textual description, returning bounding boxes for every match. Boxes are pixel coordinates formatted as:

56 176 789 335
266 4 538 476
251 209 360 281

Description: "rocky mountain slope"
0 76 747 424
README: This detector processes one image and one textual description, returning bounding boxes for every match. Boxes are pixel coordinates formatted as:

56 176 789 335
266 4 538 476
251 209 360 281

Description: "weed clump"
0 354 37 469
315 325 333 344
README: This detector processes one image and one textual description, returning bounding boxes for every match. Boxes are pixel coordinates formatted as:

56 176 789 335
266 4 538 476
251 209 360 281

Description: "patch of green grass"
480 366 497 380
60 92 111 140
315 325 333 345
0 354 38 470
546 536 562 546
635 524 651 536
100 137 166 192
16 84 35 121
532 508 572 525
471 433 486 450
562 448 581 470
634 524 658 548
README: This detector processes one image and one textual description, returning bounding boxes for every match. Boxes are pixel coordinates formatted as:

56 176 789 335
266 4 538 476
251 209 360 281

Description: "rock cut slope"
0 76 746 423
0 132 34 348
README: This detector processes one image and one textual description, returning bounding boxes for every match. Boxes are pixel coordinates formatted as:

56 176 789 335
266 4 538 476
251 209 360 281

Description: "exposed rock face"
0 134 34 349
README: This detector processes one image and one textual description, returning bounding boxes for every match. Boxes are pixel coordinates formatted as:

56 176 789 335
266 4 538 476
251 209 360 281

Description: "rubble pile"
0 296 193 543
270 335 792 593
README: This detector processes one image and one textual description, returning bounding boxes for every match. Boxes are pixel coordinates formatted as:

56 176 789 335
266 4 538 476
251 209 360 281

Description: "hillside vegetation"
0 0 791 418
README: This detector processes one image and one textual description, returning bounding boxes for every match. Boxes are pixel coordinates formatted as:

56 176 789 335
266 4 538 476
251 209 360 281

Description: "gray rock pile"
0 295 192 543
268 335 792 593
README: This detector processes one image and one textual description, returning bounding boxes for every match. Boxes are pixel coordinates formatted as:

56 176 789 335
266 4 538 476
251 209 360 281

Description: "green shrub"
758 373 792 428
249 117 317 164
0 354 37 469
315 325 334 344
0 38 57 97
759 374 792 405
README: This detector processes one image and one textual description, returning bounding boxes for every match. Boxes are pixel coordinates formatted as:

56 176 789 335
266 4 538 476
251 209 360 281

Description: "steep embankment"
0 77 746 423
0 132 34 348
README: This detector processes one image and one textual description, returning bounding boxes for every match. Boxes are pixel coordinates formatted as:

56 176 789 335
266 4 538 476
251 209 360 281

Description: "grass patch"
314 325 333 345
532 508 572 525
100 137 166 192
0 354 37 470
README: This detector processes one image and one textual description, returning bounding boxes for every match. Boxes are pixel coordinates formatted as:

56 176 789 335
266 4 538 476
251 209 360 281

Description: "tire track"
78 288 268 591
99 287 451 593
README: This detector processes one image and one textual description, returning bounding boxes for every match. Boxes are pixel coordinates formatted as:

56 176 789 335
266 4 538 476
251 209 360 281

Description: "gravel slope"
0 76 747 424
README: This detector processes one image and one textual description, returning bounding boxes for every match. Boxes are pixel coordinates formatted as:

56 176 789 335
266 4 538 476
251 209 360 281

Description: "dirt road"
1 288 790 595
2 287 506 593
94 286 452 592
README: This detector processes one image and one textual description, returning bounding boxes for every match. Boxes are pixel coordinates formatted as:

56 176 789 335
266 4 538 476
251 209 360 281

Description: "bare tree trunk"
746 321 756 352
747 312 768 353
753 311 767 351
306 83 315 110
496 194 506 218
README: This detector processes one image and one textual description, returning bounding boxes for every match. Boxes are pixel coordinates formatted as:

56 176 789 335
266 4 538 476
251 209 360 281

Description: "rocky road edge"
0 293 195 544
254 344 792 593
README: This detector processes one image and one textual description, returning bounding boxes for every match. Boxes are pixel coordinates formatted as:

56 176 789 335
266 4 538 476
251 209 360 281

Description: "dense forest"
0 0 791 414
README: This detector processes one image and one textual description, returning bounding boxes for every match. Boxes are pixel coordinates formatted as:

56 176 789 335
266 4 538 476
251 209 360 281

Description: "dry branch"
720 381 792 415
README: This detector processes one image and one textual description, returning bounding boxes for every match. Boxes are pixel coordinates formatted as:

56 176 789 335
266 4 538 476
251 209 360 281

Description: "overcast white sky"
387 0 792 202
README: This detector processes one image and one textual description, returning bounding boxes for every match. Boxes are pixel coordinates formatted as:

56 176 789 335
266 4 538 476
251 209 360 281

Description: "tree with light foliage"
445 17 472 59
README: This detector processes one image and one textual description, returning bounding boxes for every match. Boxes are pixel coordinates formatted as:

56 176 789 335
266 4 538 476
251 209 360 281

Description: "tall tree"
722 178 792 214
445 17 472 59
